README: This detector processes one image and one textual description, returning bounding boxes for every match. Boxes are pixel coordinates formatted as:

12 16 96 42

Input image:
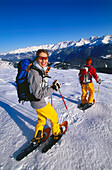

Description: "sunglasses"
38 56 48 61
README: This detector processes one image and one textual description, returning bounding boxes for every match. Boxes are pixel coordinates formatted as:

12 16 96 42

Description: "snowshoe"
78 99 95 111
16 127 51 161
78 103 86 109
41 121 68 153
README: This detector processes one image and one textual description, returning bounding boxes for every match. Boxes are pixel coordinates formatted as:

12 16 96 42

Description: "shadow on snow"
53 93 80 105
0 100 36 159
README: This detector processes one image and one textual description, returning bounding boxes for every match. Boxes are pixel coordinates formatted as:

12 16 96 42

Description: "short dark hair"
86 58 92 65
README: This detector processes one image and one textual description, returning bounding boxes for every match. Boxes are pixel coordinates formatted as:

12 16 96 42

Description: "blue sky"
0 0 112 54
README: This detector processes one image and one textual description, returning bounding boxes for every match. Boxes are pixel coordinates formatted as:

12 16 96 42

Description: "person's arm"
91 67 101 84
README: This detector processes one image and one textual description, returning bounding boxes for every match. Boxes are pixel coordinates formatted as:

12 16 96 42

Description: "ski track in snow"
0 67 112 170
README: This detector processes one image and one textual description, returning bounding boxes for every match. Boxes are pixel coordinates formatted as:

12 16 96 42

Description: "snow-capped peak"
1 35 112 56
102 35 112 44
1 41 76 55
2 44 54 55
75 38 90 46
89 36 96 40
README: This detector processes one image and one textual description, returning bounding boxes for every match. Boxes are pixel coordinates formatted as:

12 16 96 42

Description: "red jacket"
86 64 98 82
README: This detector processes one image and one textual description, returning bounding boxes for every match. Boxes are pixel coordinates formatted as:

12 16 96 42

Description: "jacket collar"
86 64 91 67
33 61 45 75
33 61 44 71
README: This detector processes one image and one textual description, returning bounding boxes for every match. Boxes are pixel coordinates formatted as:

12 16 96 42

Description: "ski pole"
58 89 73 123
51 95 53 106
96 84 100 102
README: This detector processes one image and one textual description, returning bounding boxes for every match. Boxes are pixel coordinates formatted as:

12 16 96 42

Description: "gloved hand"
97 78 101 84
51 80 61 91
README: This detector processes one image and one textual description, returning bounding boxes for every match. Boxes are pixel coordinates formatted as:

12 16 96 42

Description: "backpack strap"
30 65 45 78
31 65 51 78
26 63 33 72
45 65 51 76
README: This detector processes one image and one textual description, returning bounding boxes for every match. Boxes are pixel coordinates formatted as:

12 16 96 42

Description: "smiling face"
36 52 48 68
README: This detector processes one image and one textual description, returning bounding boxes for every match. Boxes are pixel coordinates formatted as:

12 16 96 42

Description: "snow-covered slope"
0 66 112 170
0 58 14 68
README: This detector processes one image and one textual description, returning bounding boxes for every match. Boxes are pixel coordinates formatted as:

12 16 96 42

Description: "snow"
101 55 112 59
102 35 112 44
75 38 90 46
0 66 112 170
1 41 76 55
1 35 112 56
0 59 14 68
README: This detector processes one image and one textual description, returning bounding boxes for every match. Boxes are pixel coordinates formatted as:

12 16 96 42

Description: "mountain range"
0 34 112 73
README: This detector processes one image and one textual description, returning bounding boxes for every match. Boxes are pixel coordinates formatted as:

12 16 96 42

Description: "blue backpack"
16 59 33 103
16 58 41 103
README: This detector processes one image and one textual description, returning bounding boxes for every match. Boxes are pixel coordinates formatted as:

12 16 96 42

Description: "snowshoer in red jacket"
78 58 101 108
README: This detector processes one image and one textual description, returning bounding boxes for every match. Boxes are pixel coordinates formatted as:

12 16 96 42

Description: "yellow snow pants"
81 82 95 104
34 102 61 138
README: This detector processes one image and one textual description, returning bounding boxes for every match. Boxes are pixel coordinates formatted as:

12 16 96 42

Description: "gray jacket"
28 62 54 109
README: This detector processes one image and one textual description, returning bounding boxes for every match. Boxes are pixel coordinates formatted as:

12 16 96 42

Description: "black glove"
97 78 101 84
51 80 61 91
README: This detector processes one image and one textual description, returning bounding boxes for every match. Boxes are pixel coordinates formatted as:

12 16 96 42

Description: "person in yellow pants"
28 49 62 143
81 82 95 104
78 58 101 108
34 103 61 139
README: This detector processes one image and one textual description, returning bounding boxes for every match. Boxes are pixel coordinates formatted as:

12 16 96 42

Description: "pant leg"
35 103 61 136
81 84 87 104
87 82 95 103
34 112 46 138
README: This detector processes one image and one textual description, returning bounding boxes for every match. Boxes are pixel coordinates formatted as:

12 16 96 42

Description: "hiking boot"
31 130 46 146
52 127 63 140
79 103 86 108
31 138 40 146
36 130 42 139
31 134 46 146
